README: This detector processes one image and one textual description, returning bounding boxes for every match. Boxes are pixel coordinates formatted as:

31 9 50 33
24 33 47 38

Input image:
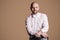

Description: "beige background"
0 0 60 40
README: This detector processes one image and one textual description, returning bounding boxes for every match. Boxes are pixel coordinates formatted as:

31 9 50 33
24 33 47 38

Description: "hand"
35 31 42 37
35 33 40 37
42 33 48 38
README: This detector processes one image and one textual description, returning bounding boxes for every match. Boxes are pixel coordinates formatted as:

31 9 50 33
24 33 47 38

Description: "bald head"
30 2 39 14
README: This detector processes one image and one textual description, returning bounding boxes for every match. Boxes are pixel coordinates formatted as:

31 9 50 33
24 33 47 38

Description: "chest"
30 16 43 26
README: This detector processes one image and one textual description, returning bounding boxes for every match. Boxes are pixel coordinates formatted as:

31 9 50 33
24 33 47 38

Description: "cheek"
31 7 39 11
36 8 39 11
31 8 35 11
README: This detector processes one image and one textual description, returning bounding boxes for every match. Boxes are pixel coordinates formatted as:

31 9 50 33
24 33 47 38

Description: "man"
25 2 49 40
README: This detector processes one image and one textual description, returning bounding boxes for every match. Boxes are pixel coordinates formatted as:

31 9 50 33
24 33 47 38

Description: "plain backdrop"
0 0 60 40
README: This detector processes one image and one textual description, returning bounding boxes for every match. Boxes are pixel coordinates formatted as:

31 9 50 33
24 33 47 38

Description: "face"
31 3 39 14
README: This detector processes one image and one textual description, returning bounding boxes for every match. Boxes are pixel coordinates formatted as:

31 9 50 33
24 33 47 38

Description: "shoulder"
41 13 48 18
38 13 48 20
26 14 31 20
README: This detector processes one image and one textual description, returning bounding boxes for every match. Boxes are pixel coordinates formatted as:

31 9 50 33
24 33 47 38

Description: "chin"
34 11 38 14
32 11 38 14
33 12 36 14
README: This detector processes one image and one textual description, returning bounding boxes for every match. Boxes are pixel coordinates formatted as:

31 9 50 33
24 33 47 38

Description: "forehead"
32 3 39 7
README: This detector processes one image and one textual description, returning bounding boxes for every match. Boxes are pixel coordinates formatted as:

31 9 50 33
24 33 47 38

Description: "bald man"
25 2 49 40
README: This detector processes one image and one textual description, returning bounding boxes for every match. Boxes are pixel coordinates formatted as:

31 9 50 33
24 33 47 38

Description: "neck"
32 11 39 15
31 12 38 18
32 12 37 15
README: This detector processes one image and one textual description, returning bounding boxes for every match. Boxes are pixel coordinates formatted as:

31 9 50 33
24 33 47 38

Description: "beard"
32 10 39 14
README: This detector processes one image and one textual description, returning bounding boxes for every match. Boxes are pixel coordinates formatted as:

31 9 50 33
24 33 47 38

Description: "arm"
25 17 35 35
41 14 49 33
41 14 49 37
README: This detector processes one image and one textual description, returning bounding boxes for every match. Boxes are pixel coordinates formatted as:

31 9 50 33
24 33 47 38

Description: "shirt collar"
31 12 41 18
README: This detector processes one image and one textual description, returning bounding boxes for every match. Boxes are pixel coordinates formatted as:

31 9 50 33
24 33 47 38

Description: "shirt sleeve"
25 17 35 35
41 14 49 33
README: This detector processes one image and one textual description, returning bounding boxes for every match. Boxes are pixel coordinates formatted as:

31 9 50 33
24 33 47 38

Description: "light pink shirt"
25 12 49 35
